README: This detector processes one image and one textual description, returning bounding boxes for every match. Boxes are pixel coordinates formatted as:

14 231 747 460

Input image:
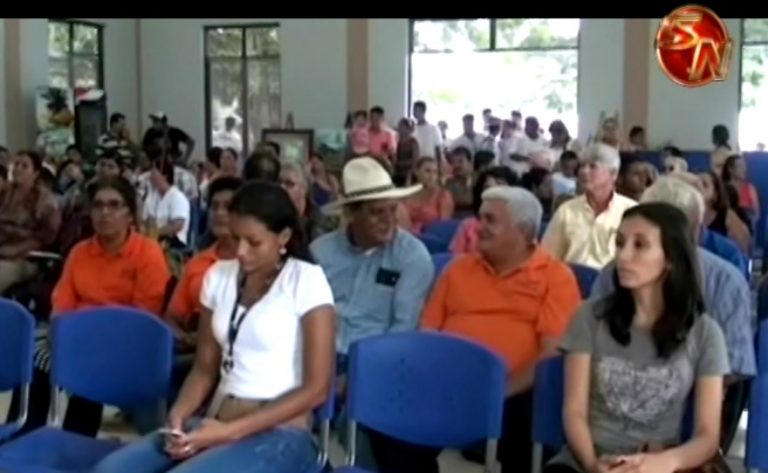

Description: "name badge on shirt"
376 268 400 287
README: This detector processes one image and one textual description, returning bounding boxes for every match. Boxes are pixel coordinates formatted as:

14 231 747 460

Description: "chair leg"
531 443 543 473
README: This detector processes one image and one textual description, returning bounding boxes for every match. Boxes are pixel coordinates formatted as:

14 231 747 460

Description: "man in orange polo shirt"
369 185 582 473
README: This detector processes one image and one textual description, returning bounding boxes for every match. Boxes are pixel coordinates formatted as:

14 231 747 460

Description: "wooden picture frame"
261 128 314 163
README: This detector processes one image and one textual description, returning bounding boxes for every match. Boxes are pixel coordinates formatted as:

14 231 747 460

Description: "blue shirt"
311 229 434 354
699 228 749 280
590 247 756 377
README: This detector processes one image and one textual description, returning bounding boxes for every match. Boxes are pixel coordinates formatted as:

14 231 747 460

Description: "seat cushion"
0 422 22 442
0 427 122 471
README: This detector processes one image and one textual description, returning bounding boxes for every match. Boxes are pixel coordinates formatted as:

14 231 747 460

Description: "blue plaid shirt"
311 229 434 354
590 246 756 377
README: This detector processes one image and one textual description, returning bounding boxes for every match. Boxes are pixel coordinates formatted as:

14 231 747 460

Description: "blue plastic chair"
0 306 174 472
683 150 712 174
0 299 35 441
758 319 768 375
418 233 449 254
431 252 453 278
309 375 336 473
531 356 565 473
568 263 598 299
759 277 768 324
746 375 768 471
423 219 461 246
335 331 506 473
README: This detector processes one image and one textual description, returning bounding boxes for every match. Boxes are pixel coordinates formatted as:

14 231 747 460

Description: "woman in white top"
94 181 336 473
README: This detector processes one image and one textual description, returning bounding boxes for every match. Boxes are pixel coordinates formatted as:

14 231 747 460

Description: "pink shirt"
369 127 397 157
406 190 454 234
450 217 480 254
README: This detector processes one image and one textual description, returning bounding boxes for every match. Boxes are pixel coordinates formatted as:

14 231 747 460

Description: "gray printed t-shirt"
548 299 730 471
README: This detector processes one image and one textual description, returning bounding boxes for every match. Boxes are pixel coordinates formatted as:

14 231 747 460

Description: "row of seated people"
0 150 756 473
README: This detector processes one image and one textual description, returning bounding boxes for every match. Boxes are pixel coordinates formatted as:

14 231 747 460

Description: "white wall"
647 18 742 150
368 19 409 120
18 19 49 147
83 18 140 136
577 19 626 142
138 18 347 162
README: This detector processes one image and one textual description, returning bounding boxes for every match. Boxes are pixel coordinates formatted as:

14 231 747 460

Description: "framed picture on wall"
261 128 314 163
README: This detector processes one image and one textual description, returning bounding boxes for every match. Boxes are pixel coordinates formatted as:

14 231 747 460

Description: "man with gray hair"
542 143 636 269
381 185 582 473
590 176 756 451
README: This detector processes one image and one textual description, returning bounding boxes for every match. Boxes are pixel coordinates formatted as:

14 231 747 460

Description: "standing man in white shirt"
506 116 549 176
212 116 243 155
412 101 444 173
449 114 486 155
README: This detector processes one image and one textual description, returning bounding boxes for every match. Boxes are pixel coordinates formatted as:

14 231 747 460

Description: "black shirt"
142 126 191 158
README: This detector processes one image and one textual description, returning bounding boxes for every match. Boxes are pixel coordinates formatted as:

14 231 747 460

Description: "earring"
279 247 287 256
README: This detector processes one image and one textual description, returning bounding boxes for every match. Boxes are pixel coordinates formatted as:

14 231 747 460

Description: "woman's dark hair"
229 180 313 263
38 167 56 192
704 170 729 214
472 166 518 215
223 147 239 160
521 168 550 192
97 149 124 173
244 151 281 182
712 124 731 149
473 150 496 172
207 147 223 167
207 176 243 207
153 156 175 185
88 176 139 222
603 202 705 359
17 150 43 173
264 141 281 157
56 159 76 181
629 126 645 138
109 112 126 126
721 154 742 182
0 164 7 180
663 145 683 158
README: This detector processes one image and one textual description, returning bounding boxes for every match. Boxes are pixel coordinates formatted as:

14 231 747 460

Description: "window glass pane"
206 28 243 57
49 58 70 89
744 19 768 44
496 19 579 49
207 59 245 150
246 59 281 154
246 27 280 57
411 49 578 141
73 57 99 89
740 44 768 150
412 20 491 52
73 24 99 54
48 21 70 58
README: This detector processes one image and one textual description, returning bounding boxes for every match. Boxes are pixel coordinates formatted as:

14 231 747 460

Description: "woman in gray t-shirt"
546 202 730 473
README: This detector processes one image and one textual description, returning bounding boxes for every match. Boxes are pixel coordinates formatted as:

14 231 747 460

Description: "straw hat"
324 157 421 211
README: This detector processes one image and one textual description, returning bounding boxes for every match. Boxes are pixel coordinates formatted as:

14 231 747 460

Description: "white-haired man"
542 143 637 269
369 186 582 473
590 176 756 452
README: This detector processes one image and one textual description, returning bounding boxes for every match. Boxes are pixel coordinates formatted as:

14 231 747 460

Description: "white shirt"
137 167 199 202
413 122 443 159
448 133 487 155
212 130 243 154
142 185 191 244
201 258 335 399
502 134 550 176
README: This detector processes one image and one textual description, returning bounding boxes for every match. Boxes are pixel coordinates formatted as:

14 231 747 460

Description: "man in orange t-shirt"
369 185 581 473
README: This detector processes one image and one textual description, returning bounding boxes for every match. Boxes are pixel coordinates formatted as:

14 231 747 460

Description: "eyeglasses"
91 200 126 213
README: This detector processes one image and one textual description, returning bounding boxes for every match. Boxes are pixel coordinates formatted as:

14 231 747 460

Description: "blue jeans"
92 418 318 473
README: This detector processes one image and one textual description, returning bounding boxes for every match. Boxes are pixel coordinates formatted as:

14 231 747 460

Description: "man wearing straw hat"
312 156 434 368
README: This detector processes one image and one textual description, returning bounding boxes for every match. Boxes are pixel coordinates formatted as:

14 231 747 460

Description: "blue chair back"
418 233 449 254
568 263 598 299
346 332 506 449
532 356 565 451
746 374 768 470
744 152 768 250
0 299 35 392
188 198 201 250
50 306 174 408
635 151 664 172
423 219 461 246
683 151 712 174
432 252 453 278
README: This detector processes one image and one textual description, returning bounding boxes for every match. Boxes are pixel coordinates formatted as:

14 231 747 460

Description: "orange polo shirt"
52 231 171 315
421 247 581 373
167 246 221 320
